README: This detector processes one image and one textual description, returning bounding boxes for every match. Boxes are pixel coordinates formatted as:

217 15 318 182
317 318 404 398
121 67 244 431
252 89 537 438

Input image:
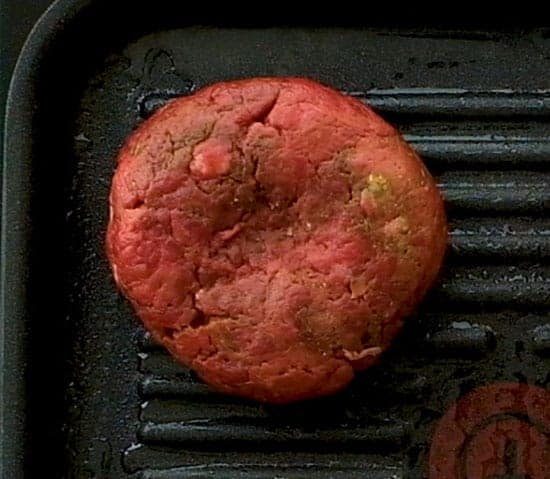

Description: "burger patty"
107 78 447 403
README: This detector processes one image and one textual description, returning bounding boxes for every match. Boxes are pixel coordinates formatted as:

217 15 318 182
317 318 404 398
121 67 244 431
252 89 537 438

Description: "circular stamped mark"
428 383 549 479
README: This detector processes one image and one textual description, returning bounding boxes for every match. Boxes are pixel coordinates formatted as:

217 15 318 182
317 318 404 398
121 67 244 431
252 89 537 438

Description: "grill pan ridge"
2 2 549 478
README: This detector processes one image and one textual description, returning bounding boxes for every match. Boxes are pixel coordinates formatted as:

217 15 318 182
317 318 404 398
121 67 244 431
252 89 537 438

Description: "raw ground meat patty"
107 77 447 403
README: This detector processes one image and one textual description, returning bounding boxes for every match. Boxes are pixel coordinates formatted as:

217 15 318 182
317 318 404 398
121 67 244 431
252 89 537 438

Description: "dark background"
1 0 52 164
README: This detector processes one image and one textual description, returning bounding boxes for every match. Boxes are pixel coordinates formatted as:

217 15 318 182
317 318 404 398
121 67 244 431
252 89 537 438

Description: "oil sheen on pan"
106 77 447 403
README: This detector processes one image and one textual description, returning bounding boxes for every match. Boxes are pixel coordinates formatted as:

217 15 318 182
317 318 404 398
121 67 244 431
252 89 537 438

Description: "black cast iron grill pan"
2 2 549 477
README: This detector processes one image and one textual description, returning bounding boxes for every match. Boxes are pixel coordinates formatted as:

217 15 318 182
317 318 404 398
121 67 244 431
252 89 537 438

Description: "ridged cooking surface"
48 23 550 478
119 88 550 479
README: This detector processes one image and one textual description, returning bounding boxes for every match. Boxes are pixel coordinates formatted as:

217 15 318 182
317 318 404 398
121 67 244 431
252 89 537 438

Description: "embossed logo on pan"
428 382 549 479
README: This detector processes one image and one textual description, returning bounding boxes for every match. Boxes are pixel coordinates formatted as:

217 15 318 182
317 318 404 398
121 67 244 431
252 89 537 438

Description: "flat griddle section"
4 5 549 477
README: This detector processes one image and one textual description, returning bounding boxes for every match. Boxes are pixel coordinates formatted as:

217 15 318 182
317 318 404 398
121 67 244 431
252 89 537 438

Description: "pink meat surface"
107 78 447 403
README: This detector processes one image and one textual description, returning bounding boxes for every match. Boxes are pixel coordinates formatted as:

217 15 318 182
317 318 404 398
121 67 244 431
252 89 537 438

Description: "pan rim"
1 1 92 477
